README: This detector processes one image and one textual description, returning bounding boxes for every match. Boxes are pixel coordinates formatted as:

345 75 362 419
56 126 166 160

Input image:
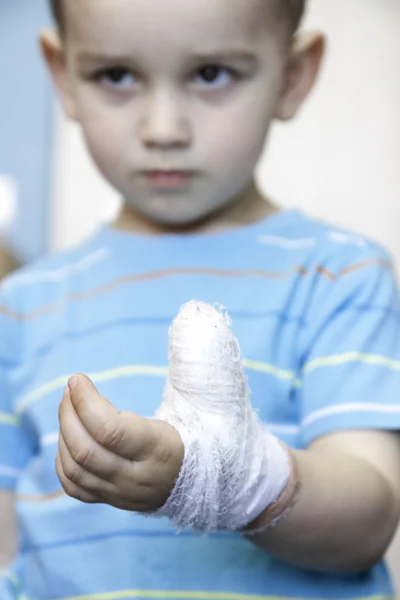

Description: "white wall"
49 0 400 590
258 0 400 257
49 104 122 253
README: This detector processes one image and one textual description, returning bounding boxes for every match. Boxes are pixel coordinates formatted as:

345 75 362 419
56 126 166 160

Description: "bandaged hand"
57 301 295 533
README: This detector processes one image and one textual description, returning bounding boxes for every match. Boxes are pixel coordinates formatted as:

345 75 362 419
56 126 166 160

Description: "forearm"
246 447 400 572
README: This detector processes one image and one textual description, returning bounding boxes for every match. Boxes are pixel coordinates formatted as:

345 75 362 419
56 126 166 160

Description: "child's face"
43 0 321 229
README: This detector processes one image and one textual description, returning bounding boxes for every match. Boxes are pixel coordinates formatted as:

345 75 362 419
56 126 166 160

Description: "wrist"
151 419 185 509
242 446 300 533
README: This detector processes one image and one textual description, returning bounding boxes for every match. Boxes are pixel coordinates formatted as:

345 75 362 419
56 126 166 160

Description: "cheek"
73 87 133 171
79 112 127 179
202 108 272 173
198 86 277 169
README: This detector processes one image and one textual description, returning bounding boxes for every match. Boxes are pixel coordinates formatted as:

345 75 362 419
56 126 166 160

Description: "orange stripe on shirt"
0 260 391 322
17 488 66 502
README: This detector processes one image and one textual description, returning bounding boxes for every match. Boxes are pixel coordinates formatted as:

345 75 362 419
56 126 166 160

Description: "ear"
275 32 325 122
39 29 78 121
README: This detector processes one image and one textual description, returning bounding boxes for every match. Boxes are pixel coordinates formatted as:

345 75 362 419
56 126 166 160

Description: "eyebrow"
190 50 258 62
75 51 134 64
75 49 258 65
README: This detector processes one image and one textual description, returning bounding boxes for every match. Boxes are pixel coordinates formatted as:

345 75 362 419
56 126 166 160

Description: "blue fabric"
0 209 399 599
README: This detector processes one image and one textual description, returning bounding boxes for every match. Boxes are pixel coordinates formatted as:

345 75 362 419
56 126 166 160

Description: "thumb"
67 374 158 460
165 301 247 408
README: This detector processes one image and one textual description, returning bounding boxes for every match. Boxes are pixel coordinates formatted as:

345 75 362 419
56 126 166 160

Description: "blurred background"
1 0 400 591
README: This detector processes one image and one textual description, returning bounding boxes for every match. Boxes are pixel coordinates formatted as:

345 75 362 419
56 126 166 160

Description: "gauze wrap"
155 301 291 533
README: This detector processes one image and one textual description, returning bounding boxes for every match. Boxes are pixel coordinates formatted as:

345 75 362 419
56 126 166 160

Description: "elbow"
342 548 390 574
329 550 385 574
367 482 400 569
348 548 389 574
335 545 390 574
339 485 400 573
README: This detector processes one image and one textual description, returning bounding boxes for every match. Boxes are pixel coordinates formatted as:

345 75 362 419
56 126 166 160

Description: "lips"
141 170 195 187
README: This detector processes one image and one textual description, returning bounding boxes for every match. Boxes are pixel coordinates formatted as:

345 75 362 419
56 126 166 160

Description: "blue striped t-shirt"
1 209 400 600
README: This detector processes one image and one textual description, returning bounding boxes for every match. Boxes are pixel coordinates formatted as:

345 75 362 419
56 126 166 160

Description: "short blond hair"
283 0 306 33
50 0 306 35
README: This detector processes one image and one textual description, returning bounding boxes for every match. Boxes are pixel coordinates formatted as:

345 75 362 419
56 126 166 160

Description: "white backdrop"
49 0 400 589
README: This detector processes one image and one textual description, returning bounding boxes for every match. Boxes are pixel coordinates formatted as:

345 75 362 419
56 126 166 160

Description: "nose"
139 88 191 150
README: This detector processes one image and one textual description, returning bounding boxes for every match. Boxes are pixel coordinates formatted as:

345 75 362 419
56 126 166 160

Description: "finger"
56 445 155 512
58 433 116 496
59 389 123 480
68 374 159 460
167 301 246 402
58 437 154 511
55 453 102 505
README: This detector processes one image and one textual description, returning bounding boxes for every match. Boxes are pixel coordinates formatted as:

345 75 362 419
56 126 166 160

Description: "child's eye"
193 65 236 88
96 67 136 89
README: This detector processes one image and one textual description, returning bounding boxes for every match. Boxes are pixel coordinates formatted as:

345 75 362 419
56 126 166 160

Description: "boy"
1 0 400 598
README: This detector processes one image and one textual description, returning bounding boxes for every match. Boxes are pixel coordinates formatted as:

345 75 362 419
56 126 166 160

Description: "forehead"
64 0 279 54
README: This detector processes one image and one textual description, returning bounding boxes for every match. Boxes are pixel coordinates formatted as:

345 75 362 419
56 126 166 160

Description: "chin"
148 212 210 231
137 203 220 230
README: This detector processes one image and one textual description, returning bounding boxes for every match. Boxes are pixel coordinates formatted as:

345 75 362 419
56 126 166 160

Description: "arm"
245 245 400 572
0 490 18 570
246 430 400 572
58 380 400 573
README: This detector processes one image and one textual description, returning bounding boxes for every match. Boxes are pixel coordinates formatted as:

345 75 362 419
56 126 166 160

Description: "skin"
2 0 400 576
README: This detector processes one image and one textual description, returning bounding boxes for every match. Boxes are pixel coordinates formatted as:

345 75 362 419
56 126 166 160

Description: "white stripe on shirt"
0 465 22 478
1 248 109 291
257 231 369 250
303 402 400 429
41 432 59 447
257 235 317 249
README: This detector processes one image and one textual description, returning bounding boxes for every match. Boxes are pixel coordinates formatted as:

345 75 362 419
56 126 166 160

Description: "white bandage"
155 301 292 534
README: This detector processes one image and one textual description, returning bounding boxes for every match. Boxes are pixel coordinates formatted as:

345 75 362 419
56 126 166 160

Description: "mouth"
140 170 196 188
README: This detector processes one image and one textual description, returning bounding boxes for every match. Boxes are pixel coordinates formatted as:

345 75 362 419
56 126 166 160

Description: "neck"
112 181 279 236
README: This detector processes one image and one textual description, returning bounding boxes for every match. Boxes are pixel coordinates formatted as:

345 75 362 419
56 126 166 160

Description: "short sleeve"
298 246 400 447
0 288 35 490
